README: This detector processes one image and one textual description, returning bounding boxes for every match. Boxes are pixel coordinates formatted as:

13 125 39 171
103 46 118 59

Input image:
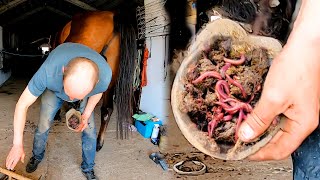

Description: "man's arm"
238 0 320 160
78 93 103 131
290 0 320 43
6 86 38 170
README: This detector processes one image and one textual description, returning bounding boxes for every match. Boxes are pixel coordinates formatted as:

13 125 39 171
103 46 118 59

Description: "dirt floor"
164 105 293 180
0 77 170 180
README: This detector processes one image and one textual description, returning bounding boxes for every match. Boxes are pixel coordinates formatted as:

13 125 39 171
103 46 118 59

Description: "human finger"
21 151 25 163
6 149 16 169
238 91 287 142
75 124 84 132
6 154 18 170
248 116 317 160
9 156 20 170
80 121 88 131
6 153 13 169
247 128 284 160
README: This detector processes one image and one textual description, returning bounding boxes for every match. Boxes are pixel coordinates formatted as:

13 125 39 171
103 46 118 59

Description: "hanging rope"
133 49 143 89
164 35 168 81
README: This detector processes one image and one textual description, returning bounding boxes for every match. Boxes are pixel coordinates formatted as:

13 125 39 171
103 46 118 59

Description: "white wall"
139 36 170 123
0 26 12 87
139 0 171 123
139 0 196 123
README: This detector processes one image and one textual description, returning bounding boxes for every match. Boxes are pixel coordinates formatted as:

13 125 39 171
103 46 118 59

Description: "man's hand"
6 86 38 170
6 144 25 170
237 39 320 161
237 0 320 161
75 93 103 132
76 113 91 132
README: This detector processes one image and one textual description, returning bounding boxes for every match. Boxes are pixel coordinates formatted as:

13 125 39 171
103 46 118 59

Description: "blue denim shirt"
28 43 112 101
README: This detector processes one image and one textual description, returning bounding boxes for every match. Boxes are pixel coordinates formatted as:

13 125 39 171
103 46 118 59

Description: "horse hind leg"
54 109 62 122
97 87 114 152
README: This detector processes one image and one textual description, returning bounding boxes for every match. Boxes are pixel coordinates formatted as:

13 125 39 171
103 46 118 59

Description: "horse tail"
114 7 137 139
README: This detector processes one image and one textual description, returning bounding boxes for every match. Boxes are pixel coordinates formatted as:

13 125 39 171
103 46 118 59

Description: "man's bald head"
63 57 99 100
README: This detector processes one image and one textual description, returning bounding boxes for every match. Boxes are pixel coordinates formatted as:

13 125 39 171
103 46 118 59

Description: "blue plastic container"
135 120 162 138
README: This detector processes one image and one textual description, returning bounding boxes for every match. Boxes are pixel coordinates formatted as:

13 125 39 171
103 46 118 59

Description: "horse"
52 10 137 151
170 0 299 77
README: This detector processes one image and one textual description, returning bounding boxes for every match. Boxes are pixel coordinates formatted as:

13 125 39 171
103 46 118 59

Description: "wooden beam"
94 0 124 10
6 7 44 25
94 0 108 7
0 0 27 15
63 0 97 11
45 6 72 18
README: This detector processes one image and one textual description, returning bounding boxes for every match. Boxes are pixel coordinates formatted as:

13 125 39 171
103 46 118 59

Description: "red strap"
141 47 149 87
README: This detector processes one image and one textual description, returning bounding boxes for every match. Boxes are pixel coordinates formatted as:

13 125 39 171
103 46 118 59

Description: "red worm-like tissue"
223 53 246 65
192 71 223 84
192 53 257 141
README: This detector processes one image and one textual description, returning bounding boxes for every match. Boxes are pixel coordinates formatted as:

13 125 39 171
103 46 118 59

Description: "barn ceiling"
0 0 143 40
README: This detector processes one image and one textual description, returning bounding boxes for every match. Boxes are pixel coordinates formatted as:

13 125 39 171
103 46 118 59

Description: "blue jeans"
32 89 97 172
292 124 320 180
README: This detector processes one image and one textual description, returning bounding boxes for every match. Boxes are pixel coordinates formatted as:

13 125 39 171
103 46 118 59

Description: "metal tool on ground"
149 152 168 171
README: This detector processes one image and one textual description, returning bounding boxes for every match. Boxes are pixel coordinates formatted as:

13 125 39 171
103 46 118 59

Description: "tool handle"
0 167 32 180
159 160 168 171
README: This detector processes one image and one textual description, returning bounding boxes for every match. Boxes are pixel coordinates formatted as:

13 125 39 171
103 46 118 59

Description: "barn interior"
0 0 139 78
0 0 172 179
0 0 299 179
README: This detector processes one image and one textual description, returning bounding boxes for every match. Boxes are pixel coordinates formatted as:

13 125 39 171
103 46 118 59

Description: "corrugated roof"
0 0 142 37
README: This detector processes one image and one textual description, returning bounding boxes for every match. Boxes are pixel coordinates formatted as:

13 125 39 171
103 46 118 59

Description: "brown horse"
53 11 137 151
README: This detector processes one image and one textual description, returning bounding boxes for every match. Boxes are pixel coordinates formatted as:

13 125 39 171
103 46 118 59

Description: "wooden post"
0 167 32 180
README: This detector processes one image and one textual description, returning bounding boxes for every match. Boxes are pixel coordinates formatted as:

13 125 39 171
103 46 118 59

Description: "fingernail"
240 123 254 140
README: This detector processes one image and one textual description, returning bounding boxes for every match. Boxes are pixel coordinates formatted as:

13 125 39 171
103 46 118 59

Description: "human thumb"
21 152 25 163
238 95 284 142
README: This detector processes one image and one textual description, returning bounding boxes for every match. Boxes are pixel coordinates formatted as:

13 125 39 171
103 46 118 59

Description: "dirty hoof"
96 140 104 152
67 115 80 129
54 114 61 122
66 108 82 132
171 19 284 160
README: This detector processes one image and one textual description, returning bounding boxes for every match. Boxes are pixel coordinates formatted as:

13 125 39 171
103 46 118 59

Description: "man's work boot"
82 170 98 180
26 157 41 173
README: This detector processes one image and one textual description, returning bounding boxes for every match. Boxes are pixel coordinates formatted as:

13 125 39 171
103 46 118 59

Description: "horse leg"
96 87 114 152
54 109 61 122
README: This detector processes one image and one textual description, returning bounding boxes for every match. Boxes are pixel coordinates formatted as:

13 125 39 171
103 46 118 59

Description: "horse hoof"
54 115 61 122
96 141 104 152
